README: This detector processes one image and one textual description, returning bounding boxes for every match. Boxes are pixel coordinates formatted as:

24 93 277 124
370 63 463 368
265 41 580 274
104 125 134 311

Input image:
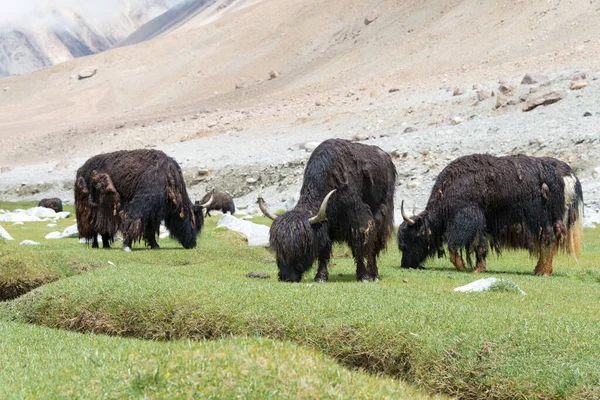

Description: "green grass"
0 322 438 399
1 201 600 399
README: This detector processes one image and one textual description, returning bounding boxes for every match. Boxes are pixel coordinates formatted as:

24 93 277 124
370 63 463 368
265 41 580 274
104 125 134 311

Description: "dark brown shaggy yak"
75 149 211 251
199 190 235 217
397 154 583 276
258 139 396 282
38 198 63 213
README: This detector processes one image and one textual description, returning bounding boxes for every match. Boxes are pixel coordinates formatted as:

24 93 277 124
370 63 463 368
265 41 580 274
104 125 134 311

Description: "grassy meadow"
1 201 599 399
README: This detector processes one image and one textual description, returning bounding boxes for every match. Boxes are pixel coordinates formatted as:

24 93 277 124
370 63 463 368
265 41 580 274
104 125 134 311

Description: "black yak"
38 198 63 213
258 139 396 282
75 149 212 251
397 154 583 276
199 190 235 217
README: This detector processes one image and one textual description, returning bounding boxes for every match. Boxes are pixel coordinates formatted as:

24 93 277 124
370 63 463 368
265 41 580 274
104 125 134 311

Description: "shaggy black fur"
397 154 584 275
269 139 396 282
38 198 63 213
75 149 203 250
199 190 235 217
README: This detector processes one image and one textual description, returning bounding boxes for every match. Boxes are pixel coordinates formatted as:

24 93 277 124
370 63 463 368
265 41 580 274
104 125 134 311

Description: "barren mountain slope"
0 0 599 167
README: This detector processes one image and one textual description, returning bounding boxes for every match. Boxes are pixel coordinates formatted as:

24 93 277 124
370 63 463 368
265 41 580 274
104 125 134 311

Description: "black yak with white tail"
38 198 63 213
75 149 211 251
397 154 583 276
199 190 235 217
258 139 396 282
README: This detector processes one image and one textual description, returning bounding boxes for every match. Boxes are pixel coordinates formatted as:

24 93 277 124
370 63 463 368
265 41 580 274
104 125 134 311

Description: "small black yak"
258 139 396 282
397 154 583 276
75 149 211 251
199 190 235 217
38 198 63 213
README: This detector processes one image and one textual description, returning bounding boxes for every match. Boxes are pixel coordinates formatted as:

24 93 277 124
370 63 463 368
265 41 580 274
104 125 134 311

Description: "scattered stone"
450 116 463 125
402 279 409 283
523 91 565 111
570 81 588 90
268 70 279 80
2 87 8 92
388 88 400 93
454 277 526 295
364 10 381 25
246 272 271 279
407 181 419 189
495 93 516 109
197 169 209 176
216 214 270 246
20 240 40 246
235 78 248 89
0 225 13 240
78 67 97 80
572 71 589 81
498 83 515 95
302 141 321 152
520 72 549 85
108 261 115 266
403 127 416 133
207 121 218 128
583 111 592 117
476 90 491 102
245 177 258 184
45 231 63 239
315 101 324 107
351 134 370 142
452 88 464 96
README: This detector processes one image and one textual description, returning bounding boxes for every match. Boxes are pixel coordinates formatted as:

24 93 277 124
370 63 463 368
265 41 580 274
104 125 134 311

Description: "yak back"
295 139 396 242
425 153 576 253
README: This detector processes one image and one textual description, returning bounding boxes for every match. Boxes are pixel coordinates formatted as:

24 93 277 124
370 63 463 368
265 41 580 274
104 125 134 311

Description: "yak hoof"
314 277 327 283
122 246 132 252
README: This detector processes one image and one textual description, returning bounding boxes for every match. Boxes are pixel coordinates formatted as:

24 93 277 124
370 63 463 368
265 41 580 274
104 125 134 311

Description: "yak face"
397 216 433 269
270 210 320 282
166 204 204 249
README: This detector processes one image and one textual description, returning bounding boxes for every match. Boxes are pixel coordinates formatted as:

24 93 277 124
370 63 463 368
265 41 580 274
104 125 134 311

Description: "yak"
258 138 396 282
397 154 583 276
38 198 63 213
199 190 236 217
75 149 212 251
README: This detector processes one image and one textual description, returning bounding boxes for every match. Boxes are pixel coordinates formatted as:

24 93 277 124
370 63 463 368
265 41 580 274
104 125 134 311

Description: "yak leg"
534 241 557 276
122 237 133 252
314 242 332 283
92 235 99 249
148 234 160 250
448 249 466 272
101 234 111 249
473 233 488 273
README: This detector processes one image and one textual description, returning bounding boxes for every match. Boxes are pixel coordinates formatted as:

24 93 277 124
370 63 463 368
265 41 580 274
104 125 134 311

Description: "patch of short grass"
1 202 600 399
0 321 440 399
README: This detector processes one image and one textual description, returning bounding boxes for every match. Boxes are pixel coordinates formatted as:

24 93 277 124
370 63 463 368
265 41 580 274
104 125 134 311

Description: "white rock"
20 240 40 245
0 225 14 240
56 212 71 219
454 278 526 295
61 224 79 238
45 231 63 239
25 207 57 218
216 214 270 247
47 223 57 227
0 212 41 222
12 221 24 226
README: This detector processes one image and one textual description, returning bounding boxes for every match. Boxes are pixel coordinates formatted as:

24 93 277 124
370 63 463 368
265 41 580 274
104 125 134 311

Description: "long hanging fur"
397 154 583 274
74 149 202 249
268 139 396 282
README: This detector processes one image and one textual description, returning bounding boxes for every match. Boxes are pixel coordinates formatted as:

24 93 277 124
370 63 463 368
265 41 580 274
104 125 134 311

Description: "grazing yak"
75 149 212 251
38 198 63 213
397 154 583 276
199 190 236 217
258 139 396 282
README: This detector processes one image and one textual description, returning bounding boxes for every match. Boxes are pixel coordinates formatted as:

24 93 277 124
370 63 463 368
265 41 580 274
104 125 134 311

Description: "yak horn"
199 194 214 208
308 189 336 225
401 200 415 226
257 193 278 220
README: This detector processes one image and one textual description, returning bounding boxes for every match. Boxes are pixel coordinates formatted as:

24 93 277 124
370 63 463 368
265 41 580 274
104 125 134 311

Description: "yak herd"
68 139 584 282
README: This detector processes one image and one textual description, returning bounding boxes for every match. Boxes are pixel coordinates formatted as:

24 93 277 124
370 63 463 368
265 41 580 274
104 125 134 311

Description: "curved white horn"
308 189 336 225
199 194 214 208
401 200 415 226
257 194 278 220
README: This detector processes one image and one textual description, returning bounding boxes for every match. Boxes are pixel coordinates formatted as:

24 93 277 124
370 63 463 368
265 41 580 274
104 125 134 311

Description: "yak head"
166 195 213 249
396 201 435 269
258 190 335 282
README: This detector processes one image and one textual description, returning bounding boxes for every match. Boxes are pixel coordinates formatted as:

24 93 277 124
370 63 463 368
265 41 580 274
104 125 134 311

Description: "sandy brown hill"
0 0 599 166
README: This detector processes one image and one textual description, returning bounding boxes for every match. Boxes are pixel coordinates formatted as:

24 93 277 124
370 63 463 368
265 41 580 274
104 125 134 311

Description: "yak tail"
561 174 584 258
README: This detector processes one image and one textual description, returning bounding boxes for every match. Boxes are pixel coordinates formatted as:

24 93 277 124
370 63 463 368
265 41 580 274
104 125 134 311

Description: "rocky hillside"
0 0 182 76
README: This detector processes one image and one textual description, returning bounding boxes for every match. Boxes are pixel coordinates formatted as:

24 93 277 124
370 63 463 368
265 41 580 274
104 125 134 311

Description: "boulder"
0 225 13 240
520 72 549 85
78 67 97 80
454 277 526 295
61 224 79 238
364 10 381 25
20 240 40 245
45 231 63 239
523 91 565 112
216 214 270 247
